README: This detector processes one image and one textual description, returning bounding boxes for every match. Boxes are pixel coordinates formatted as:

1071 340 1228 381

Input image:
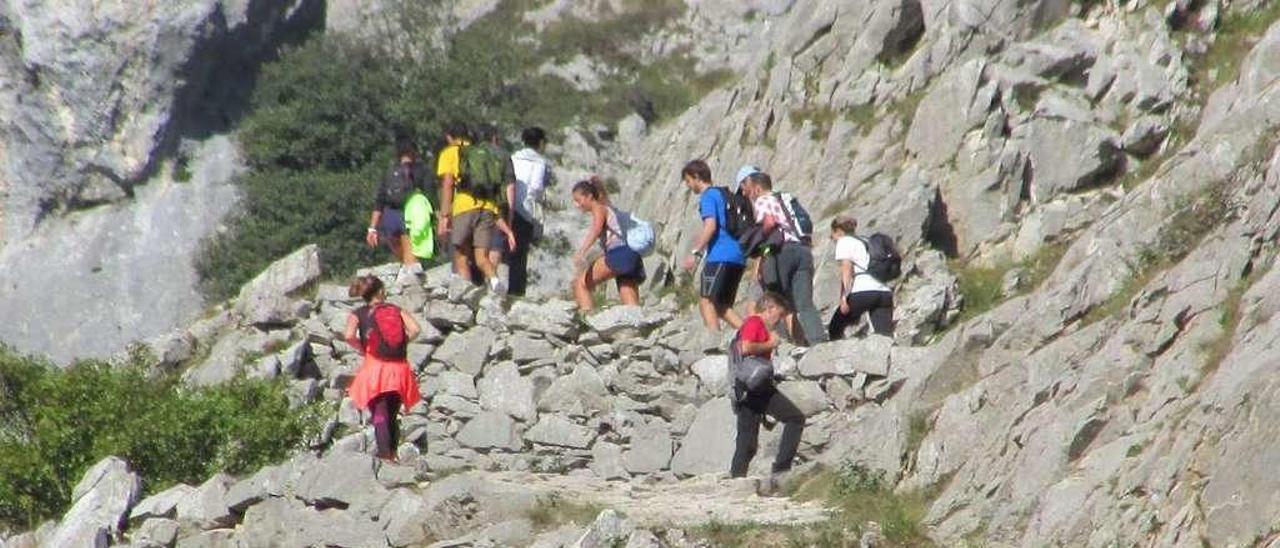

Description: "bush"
196 167 385 301
0 347 325 530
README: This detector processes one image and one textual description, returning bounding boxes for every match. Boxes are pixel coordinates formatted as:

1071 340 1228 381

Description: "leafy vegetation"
693 462 936 547
1187 1 1280 95
526 493 605 531
0 346 326 530
196 0 733 300
951 241 1070 324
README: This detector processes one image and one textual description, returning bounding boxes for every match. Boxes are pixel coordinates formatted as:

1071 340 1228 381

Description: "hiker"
343 275 422 462
571 177 645 311
827 216 895 338
437 123 514 294
366 139 430 286
734 165 764 317
729 292 805 491
681 160 746 331
485 126 545 296
740 171 826 346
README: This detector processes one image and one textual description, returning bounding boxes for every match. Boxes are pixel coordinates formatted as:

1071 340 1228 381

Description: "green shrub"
195 167 386 301
0 347 325 530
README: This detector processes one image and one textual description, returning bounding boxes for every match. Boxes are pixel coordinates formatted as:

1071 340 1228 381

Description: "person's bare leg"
699 298 721 331
722 306 744 329
487 249 503 275
575 258 618 311
618 280 640 306
472 246 497 281
452 245 471 281
398 234 419 267
573 269 594 311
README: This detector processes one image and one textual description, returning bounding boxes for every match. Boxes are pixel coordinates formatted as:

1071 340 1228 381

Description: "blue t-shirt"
698 188 745 265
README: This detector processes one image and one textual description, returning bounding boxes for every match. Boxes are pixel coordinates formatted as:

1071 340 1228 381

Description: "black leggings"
370 392 402 459
827 291 894 340
730 391 805 478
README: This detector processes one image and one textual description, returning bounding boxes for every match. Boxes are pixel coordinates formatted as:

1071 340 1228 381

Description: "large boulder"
457 411 525 451
507 300 578 338
524 415 597 449
175 473 236 530
234 244 322 327
129 483 194 523
43 457 141 548
669 398 737 477
477 361 537 421
435 326 497 376
797 336 893 378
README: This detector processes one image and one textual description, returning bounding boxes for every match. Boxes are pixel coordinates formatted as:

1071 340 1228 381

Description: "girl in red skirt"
344 275 423 461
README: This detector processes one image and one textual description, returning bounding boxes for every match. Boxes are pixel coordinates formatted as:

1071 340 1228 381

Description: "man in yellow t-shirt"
437 123 506 291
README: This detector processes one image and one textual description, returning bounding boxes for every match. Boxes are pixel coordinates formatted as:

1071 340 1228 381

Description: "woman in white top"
570 177 645 312
827 216 894 338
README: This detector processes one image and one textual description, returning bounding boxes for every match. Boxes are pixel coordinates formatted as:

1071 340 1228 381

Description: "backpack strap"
851 236 873 277
771 192 803 245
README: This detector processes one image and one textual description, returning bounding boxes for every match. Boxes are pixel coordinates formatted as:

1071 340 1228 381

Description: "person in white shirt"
496 126 552 296
828 216 894 338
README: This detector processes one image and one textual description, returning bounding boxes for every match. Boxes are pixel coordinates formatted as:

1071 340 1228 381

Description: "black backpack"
859 234 902 282
383 162 425 208
716 187 755 239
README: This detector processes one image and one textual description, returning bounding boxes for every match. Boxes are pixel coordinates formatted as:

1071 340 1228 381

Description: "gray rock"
435 326 496 376
797 336 893 378
224 464 286 513
129 483 194 523
293 453 389 516
131 517 179 547
624 529 663 548
1120 116 1169 157
670 398 736 477
478 361 537 421
525 415 597 449
457 411 525 451
234 245 321 327
479 518 535 546
625 422 673 474
44 456 141 548
585 306 673 339
1019 117 1122 199
691 355 730 396
174 529 236 548
423 300 476 329
175 473 235 530
508 300 578 338
538 364 611 414
236 495 383 548
574 509 634 548
382 488 432 547
775 381 830 417
590 441 629 480
431 370 479 399
511 334 557 364
433 395 483 417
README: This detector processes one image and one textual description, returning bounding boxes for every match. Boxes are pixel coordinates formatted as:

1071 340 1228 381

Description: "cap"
733 164 761 192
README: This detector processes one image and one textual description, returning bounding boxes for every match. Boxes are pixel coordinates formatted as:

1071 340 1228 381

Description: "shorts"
700 261 745 308
604 246 646 283
449 209 496 250
377 207 406 239
490 225 508 256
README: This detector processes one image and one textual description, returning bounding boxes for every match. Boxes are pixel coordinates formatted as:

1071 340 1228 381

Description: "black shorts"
700 262 745 308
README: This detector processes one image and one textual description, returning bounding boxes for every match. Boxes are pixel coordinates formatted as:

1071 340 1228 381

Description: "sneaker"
488 277 508 296
394 267 416 288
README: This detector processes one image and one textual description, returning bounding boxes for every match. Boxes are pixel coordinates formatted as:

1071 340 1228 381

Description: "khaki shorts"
450 209 496 250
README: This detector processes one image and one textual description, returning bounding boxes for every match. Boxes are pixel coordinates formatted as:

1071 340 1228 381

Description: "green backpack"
459 143 507 202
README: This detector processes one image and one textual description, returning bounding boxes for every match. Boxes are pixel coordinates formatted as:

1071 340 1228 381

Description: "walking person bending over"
344 275 423 462
681 160 746 331
827 216 894 339
366 139 429 286
436 123 513 294
496 126 553 296
730 292 805 490
571 177 645 312
740 172 826 346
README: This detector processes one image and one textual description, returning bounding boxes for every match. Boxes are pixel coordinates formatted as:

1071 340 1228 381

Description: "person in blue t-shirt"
680 159 746 332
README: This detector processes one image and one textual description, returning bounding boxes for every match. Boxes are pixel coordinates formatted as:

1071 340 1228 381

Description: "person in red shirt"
730 292 806 491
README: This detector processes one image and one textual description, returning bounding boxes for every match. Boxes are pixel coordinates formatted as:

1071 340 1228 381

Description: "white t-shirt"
511 147 551 221
834 236 891 294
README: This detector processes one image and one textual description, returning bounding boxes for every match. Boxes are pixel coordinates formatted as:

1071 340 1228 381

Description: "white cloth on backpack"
835 236 891 294
511 147 551 223
752 193 802 244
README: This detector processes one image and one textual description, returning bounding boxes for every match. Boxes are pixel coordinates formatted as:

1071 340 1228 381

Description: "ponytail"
348 274 384 303
572 176 609 203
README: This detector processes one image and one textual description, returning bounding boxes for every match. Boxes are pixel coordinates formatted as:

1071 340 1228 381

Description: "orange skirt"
347 355 422 411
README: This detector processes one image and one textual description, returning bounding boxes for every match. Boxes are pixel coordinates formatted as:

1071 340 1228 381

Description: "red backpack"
357 303 408 359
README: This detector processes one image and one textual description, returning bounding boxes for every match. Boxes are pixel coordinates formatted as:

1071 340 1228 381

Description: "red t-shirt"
737 315 771 360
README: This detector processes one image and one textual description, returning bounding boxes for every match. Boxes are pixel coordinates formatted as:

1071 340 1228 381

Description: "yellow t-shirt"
437 142 500 216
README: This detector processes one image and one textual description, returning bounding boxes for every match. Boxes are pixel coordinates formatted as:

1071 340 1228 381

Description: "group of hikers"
344 123 903 488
